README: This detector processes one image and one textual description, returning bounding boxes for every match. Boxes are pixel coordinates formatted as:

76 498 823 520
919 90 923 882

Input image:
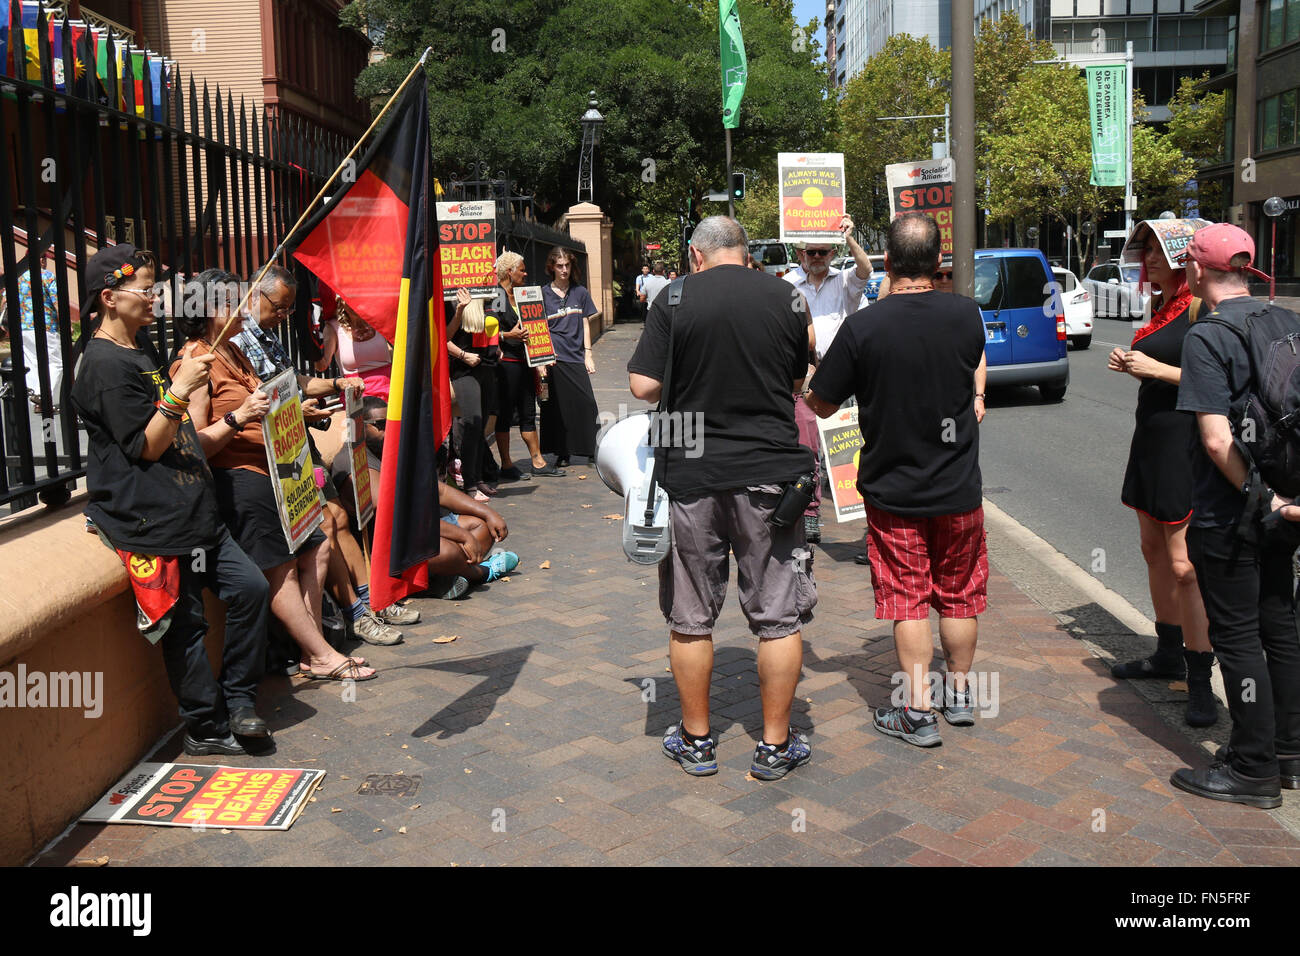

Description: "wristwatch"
223 411 240 429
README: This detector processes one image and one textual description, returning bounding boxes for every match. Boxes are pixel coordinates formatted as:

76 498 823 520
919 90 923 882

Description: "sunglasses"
804 249 832 257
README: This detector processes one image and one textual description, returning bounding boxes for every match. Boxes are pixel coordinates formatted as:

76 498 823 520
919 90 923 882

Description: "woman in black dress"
538 247 600 467
1107 224 1215 726
447 289 500 500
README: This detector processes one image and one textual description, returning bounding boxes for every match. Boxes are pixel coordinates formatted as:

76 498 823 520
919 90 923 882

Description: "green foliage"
1149 74 1228 218
343 0 832 237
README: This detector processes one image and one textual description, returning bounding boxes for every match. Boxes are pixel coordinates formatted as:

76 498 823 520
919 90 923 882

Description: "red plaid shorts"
865 504 989 620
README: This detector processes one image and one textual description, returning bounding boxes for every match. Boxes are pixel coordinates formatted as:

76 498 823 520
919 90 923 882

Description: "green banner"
719 0 747 130
1086 65 1126 187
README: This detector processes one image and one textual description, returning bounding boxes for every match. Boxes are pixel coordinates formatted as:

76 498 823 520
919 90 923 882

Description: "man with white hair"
628 215 817 781
786 217 872 542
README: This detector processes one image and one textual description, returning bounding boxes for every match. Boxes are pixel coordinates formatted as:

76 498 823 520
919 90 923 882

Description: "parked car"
1051 266 1093 349
974 248 1069 402
748 239 793 278
1082 261 1148 320
831 254 885 307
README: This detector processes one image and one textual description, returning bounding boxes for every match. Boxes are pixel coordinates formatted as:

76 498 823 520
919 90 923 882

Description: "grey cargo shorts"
659 486 817 639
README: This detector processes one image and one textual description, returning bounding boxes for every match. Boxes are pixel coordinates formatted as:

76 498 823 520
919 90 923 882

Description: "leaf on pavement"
539 560 551 569
603 513 622 520
433 634 459 644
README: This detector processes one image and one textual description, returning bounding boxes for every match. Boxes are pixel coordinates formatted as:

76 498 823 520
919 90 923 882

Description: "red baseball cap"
1186 223 1270 280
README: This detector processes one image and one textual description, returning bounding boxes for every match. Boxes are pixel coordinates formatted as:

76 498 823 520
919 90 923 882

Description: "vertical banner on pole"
718 0 746 130
1086 65 1127 187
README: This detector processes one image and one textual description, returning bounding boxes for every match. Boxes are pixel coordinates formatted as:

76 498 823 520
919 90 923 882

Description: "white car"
1052 266 1093 350
1082 261 1149 321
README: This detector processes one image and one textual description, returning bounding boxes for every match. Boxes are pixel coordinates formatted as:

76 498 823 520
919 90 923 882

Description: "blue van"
973 248 1069 402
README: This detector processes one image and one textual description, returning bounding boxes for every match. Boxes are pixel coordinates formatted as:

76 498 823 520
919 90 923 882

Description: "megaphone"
595 411 672 565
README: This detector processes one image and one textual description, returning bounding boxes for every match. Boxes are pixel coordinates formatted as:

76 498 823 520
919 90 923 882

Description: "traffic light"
731 172 746 201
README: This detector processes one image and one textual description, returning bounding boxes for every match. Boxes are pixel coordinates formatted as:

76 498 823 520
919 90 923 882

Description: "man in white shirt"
635 265 651 320
786 216 872 543
641 262 671 310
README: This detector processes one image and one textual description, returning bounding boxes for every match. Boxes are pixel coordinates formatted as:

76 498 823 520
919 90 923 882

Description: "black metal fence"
0 24 345 513
440 162 586 291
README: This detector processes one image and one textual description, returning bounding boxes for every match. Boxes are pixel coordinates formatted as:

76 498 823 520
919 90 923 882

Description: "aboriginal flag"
288 66 450 610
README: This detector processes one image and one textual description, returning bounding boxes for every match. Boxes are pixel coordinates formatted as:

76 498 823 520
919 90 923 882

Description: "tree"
341 0 833 239
837 34 950 247
1148 74 1228 219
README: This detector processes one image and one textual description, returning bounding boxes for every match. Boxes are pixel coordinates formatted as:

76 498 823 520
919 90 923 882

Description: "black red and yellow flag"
288 66 450 609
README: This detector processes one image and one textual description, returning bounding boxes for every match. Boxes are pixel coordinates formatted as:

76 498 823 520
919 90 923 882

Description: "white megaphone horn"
595 411 672 564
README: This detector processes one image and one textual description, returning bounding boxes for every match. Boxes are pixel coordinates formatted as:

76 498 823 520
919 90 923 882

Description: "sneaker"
353 610 403 645
662 722 718 776
376 602 420 625
873 705 942 747
940 682 976 726
750 728 812 780
429 575 471 599
479 550 520 582
803 514 821 543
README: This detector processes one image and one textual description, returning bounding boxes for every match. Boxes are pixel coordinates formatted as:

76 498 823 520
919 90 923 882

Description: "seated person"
315 295 393 401
428 480 519 599
71 246 272 756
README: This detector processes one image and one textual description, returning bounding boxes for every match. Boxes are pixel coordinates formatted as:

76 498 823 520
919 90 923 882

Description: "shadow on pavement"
408 644 535 739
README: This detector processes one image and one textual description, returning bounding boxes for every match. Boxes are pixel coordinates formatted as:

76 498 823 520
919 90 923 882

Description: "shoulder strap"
646 277 687 521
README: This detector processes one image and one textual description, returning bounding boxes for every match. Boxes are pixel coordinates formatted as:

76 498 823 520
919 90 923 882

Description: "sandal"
304 658 377 682
475 481 498 497
300 655 367 672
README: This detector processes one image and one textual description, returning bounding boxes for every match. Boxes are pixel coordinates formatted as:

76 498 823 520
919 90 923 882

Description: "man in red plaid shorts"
806 212 989 748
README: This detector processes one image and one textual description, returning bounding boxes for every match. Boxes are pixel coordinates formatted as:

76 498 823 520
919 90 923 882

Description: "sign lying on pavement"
817 404 865 523
81 763 326 830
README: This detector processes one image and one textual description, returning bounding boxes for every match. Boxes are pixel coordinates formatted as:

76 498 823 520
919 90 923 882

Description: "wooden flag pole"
208 47 433 352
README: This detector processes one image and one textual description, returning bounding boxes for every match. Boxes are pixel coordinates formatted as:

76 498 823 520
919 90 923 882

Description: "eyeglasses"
259 288 293 317
116 286 158 302
804 249 832 257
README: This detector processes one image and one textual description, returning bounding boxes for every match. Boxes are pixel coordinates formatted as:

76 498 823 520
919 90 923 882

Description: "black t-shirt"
626 265 811 497
71 338 223 553
810 290 985 517
1176 296 1270 528
488 286 526 362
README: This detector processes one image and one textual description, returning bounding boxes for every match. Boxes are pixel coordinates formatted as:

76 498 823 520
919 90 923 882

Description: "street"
981 315 1153 619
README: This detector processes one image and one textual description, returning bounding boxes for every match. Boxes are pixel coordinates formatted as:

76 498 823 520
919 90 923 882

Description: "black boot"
1111 621 1186 679
1183 650 1218 727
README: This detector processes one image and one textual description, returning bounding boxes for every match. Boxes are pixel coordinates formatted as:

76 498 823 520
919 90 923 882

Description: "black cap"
82 243 141 316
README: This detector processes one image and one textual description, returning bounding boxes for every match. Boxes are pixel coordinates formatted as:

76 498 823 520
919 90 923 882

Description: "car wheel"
1039 382 1067 403
1070 334 1091 350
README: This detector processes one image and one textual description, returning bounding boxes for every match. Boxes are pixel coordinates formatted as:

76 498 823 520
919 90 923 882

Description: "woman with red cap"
1107 220 1216 727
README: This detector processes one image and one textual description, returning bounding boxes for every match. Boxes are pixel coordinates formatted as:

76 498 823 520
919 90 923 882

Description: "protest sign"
436 199 497 300
778 152 846 243
514 285 556 367
261 368 323 551
344 387 376 529
885 157 954 265
818 404 865 523
1120 218 1212 270
81 762 325 830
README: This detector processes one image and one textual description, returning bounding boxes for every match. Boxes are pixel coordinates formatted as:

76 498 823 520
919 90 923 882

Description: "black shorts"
495 360 537 433
212 467 326 571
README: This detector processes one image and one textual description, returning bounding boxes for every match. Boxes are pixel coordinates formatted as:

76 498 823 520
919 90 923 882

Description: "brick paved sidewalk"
36 320 1300 867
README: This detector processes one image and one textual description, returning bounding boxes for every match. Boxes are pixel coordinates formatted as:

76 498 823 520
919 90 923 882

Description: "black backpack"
1199 302 1300 498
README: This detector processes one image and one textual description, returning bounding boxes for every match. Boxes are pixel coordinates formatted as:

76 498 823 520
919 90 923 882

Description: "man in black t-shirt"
71 244 272 757
627 215 816 781
1170 223 1300 808
807 212 989 749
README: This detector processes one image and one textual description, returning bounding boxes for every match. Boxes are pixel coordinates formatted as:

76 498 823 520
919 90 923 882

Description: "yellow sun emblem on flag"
129 554 159 579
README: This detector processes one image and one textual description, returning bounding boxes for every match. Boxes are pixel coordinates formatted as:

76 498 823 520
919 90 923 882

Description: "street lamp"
576 91 604 204
1264 196 1286 304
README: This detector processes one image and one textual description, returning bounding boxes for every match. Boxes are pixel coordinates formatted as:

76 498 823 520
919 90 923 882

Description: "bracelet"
162 389 189 408
333 378 343 393
974 393 986 401
156 402 184 421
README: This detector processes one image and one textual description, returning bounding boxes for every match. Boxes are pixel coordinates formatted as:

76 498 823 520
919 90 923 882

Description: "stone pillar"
566 202 615 337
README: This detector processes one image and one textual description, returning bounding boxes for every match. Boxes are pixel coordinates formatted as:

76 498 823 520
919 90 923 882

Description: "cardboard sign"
514 285 556 368
778 152 846 243
344 387 376 529
886 158 955 266
817 404 865 523
81 762 325 830
261 368 324 551
436 200 497 301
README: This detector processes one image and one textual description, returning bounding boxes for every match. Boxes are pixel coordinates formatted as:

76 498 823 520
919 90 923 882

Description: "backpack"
1198 302 1300 498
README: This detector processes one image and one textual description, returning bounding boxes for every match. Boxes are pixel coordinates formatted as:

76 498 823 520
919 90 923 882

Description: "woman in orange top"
172 269 376 682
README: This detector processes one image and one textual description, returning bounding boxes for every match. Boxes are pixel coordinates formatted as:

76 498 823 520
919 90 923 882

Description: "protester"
429 479 520 599
447 288 503 498
628 215 817 780
807 212 988 748
786 219 872 543
1106 220 1216 727
315 295 394 401
488 252 552 482
1169 223 1300 808
641 261 670 310
71 247 273 756
539 247 599 468
171 270 382 680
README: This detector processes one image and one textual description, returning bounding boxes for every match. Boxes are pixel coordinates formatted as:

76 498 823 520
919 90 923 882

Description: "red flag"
288 67 448 609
